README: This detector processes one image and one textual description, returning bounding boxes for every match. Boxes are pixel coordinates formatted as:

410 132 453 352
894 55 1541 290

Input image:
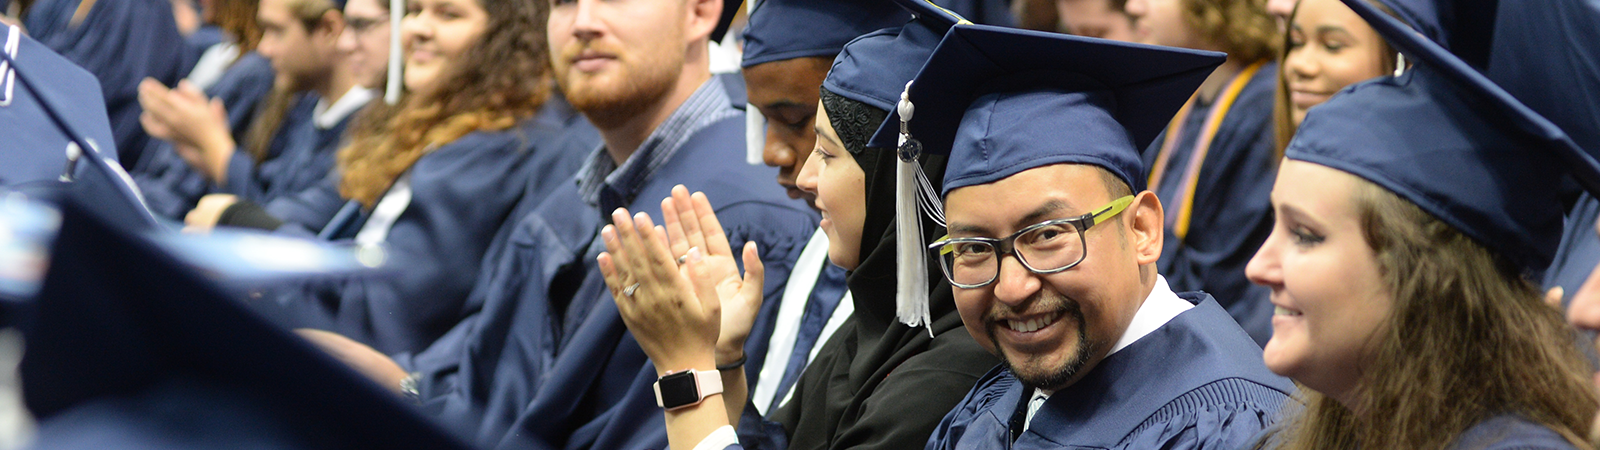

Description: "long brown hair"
216 0 264 55
1272 0 1398 158
1266 180 1598 449
335 0 550 207
241 0 338 162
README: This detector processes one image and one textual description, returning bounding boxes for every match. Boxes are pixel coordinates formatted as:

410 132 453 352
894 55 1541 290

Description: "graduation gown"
23 0 186 167
256 100 597 356
1545 194 1600 306
1447 415 1579 450
927 294 1292 450
1143 64 1279 346
404 75 817 450
749 231 850 415
737 100 1000 450
219 92 353 207
131 52 277 220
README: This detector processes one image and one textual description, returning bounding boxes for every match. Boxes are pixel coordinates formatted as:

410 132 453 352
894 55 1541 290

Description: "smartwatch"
653 369 723 411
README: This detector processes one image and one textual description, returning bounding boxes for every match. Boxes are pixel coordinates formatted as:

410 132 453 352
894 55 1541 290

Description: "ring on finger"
676 254 689 265
623 282 641 297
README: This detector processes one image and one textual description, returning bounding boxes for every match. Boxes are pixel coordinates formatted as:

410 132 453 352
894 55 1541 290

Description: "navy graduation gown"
24 0 185 167
1545 194 1600 307
179 24 226 77
407 79 816 450
927 294 1293 450
1144 64 1279 346
1447 415 1579 450
220 92 352 207
131 52 277 220
260 105 596 356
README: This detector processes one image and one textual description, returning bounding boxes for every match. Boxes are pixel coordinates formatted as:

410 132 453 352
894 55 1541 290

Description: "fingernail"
688 246 703 262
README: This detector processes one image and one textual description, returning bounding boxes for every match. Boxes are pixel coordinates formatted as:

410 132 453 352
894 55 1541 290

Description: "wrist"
714 342 746 367
203 137 234 183
654 368 723 411
654 355 716 378
714 353 745 371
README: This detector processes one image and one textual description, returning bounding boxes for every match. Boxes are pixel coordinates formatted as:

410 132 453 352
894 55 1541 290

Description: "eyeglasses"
929 195 1134 289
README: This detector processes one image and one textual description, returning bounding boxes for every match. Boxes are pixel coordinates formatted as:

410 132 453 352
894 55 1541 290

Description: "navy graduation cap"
1279 0 1600 274
890 25 1224 325
15 194 465 449
740 0 909 68
823 0 974 152
0 24 156 231
812 0 975 329
899 25 1225 194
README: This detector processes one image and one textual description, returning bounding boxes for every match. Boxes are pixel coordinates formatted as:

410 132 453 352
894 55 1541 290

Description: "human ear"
317 10 346 39
1128 190 1164 266
684 0 720 42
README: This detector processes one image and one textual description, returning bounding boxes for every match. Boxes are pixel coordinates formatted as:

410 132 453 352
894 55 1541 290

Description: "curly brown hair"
336 0 551 208
1261 180 1598 450
1182 0 1279 64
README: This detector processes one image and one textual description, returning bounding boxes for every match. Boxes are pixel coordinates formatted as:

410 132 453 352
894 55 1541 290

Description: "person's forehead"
346 0 387 17
745 58 832 98
945 164 1113 232
1058 0 1113 15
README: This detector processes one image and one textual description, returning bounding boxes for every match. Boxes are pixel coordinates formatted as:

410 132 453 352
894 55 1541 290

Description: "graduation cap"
740 0 909 68
1277 0 1600 274
738 0 910 163
810 0 972 329
891 25 1224 326
15 193 467 448
0 24 156 231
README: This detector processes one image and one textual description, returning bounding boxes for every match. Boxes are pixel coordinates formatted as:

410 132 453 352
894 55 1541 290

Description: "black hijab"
761 88 996 450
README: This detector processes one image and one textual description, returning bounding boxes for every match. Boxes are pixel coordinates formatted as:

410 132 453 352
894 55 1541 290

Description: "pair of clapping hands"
137 77 241 185
137 77 256 231
598 185 765 376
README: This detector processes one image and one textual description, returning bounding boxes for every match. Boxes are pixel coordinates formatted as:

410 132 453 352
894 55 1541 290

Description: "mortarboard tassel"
894 81 944 334
745 0 765 165
385 0 402 105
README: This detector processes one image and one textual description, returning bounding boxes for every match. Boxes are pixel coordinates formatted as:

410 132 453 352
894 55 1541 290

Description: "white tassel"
746 107 766 165
895 81 933 334
385 0 403 105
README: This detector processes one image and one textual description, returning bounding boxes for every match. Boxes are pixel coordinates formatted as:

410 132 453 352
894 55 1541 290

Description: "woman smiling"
1246 1 1598 447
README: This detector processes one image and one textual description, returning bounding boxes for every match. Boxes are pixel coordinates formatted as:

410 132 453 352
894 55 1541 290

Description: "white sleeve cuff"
692 425 740 450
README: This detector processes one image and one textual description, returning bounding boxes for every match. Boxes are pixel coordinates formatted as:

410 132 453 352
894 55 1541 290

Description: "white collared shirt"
312 86 375 130
1023 275 1191 431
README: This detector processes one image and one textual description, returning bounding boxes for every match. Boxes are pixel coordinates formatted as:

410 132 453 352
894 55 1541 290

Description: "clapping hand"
599 186 765 375
138 78 234 183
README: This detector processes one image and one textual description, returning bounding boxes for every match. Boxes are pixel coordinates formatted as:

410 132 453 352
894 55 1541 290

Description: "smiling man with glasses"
895 25 1294 448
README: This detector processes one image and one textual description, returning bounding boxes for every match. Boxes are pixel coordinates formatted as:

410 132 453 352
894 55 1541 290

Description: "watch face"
658 371 701 408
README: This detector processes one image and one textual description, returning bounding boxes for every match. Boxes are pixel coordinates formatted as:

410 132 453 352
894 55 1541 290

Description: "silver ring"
676 254 689 265
623 282 641 297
